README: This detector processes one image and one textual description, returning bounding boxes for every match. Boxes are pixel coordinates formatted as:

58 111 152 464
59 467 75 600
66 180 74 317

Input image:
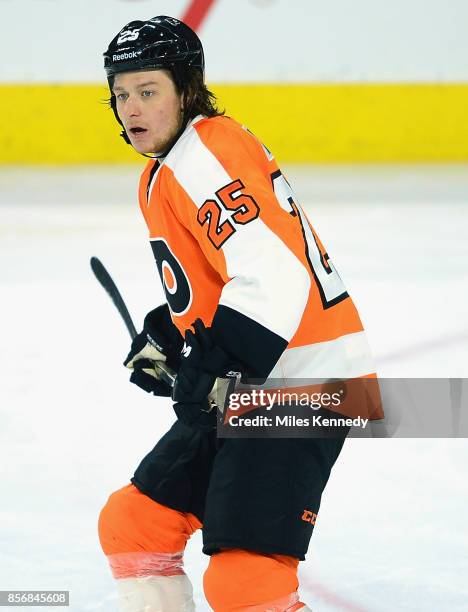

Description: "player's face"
113 70 184 155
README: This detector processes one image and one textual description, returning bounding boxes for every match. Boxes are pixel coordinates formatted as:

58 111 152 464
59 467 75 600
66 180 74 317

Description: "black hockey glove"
172 319 241 430
124 304 183 397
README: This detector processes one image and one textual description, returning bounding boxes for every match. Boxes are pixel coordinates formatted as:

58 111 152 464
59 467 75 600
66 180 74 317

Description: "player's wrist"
142 304 184 370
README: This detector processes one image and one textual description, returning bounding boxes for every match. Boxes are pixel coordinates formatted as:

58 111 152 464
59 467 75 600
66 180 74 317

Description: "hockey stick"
90 256 137 339
90 256 176 388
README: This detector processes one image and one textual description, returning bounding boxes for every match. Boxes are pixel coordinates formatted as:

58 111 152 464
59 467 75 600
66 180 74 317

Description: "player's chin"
129 138 153 155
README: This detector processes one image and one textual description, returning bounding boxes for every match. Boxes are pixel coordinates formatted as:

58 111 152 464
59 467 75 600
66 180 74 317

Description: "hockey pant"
98 483 309 611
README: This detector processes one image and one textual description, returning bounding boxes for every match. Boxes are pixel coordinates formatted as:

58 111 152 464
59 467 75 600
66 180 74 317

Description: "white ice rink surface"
1 165 467 611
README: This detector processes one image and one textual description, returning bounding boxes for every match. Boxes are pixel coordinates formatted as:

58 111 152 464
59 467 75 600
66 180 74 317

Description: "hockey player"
98 16 376 611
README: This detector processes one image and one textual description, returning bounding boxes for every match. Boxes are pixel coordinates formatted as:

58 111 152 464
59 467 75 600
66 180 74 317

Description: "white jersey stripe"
267 331 375 381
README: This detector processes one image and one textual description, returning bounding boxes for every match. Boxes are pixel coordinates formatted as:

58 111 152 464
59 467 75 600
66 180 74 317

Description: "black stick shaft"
90 256 137 338
90 256 176 389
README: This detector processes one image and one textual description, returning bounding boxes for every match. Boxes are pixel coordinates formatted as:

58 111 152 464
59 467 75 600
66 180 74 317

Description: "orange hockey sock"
203 548 305 611
98 483 201 578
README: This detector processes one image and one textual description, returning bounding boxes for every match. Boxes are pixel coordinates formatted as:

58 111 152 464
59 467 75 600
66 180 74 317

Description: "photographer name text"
228 414 369 429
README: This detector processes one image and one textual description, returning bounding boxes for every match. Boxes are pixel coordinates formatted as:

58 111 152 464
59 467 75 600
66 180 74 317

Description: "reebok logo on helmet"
113 51 139 62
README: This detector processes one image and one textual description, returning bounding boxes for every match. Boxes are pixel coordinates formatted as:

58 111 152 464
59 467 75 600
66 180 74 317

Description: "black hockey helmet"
104 16 204 84
103 16 204 149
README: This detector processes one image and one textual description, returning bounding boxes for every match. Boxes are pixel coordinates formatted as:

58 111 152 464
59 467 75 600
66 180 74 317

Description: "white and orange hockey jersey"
138 114 378 414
